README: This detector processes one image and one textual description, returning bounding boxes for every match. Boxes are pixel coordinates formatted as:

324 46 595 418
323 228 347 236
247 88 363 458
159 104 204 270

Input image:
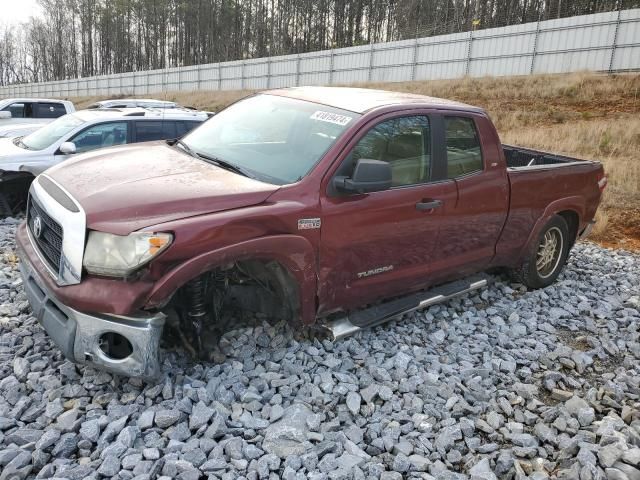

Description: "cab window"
346 116 431 187
71 122 129 153
445 116 483 178
35 103 67 119
3 102 34 118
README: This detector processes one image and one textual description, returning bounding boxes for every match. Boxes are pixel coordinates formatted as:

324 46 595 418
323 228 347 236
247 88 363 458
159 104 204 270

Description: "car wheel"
509 215 570 289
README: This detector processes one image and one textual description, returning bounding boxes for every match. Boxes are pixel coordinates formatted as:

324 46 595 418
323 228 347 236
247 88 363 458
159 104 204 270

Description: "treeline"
0 0 636 86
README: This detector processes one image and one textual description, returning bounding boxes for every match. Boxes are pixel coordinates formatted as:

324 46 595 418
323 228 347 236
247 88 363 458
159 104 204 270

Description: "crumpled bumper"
19 256 165 379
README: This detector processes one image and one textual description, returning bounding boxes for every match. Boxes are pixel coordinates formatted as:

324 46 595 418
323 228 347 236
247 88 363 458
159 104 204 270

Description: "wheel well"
557 210 579 245
173 258 301 325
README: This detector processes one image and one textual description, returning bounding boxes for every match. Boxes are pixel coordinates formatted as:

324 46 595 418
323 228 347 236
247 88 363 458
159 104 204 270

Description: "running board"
325 275 490 340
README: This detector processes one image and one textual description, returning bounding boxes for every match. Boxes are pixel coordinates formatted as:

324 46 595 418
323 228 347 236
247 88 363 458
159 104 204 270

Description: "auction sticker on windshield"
310 111 352 126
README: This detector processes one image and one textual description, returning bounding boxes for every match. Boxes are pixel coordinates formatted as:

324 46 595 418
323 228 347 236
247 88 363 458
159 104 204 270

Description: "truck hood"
44 142 281 234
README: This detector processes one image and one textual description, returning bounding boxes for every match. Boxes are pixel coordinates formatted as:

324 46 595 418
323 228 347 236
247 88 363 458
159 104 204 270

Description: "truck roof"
265 86 483 114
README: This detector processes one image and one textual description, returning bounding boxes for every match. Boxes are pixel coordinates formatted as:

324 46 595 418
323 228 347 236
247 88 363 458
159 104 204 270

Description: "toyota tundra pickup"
16 87 606 378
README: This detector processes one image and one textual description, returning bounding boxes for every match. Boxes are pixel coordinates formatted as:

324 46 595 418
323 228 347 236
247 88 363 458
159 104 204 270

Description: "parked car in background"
0 107 208 215
0 98 76 138
86 98 215 117
15 87 605 378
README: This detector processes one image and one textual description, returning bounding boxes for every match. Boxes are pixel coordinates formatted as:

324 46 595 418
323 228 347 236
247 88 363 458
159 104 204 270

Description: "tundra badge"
358 265 394 278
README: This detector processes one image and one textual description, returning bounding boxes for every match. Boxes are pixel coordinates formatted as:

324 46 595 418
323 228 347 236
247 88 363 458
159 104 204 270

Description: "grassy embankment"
70 73 640 250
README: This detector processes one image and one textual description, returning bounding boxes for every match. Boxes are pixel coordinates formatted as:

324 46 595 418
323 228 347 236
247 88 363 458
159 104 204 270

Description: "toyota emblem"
33 215 43 239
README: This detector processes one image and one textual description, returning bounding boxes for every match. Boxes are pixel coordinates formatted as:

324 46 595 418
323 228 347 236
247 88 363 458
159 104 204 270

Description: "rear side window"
445 116 483 178
348 115 431 187
36 103 67 119
134 121 177 142
176 121 200 138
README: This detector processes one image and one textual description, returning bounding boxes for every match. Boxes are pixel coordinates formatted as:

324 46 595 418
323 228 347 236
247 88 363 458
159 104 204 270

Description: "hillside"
71 72 640 250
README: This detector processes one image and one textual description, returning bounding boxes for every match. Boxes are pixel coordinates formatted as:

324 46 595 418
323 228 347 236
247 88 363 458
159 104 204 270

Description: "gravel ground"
0 217 639 480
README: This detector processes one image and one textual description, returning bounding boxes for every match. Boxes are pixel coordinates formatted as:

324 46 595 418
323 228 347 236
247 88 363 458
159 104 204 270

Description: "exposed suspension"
184 276 208 355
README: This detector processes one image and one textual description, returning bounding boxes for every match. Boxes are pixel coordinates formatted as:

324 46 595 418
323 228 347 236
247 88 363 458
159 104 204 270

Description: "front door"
318 113 457 315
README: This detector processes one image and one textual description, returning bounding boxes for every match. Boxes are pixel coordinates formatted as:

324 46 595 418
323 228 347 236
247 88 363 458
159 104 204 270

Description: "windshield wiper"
170 139 255 179
195 151 255 179
13 136 31 150
172 139 199 159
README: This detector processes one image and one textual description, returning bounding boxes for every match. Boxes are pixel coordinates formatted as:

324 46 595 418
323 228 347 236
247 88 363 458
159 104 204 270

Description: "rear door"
430 113 509 280
318 111 457 314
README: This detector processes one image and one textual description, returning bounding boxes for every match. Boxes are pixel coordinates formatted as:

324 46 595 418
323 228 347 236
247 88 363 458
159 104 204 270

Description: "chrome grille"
27 195 63 273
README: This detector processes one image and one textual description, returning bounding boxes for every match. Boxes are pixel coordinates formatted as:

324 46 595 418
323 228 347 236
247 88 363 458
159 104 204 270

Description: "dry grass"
64 72 640 250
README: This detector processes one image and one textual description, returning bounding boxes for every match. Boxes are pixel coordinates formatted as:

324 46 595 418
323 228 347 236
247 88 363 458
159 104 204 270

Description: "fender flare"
518 196 584 261
145 234 318 325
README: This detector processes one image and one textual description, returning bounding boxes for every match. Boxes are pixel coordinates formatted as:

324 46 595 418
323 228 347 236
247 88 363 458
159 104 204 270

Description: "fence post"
465 30 473 76
368 42 375 82
608 8 622 73
329 49 335 85
295 54 301 86
530 18 541 74
241 61 245 90
218 62 222 91
196 65 201 91
411 37 419 81
266 56 271 89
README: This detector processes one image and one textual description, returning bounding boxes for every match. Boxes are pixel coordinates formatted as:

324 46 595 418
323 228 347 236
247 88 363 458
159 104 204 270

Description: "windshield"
182 95 359 184
21 114 84 150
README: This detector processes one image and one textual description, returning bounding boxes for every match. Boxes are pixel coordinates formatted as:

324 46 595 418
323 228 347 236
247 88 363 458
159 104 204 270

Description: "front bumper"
20 256 165 379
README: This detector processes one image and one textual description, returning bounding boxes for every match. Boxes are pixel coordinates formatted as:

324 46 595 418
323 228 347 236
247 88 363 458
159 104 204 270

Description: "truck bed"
503 144 595 169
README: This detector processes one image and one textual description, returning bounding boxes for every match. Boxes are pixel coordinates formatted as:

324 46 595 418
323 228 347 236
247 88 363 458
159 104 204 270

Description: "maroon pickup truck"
16 87 606 378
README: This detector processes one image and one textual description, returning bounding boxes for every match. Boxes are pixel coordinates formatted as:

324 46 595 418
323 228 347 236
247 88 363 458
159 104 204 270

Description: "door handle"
416 199 443 211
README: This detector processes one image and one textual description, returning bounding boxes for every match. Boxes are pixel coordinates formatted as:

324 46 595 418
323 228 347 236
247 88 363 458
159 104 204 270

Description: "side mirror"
333 159 392 194
59 142 77 154
0 111 12 119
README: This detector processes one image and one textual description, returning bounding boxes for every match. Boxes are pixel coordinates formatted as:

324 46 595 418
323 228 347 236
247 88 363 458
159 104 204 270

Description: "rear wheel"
509 215 570 289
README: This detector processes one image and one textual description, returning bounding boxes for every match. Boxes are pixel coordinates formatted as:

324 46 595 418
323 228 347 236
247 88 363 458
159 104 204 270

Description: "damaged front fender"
145 234 318 325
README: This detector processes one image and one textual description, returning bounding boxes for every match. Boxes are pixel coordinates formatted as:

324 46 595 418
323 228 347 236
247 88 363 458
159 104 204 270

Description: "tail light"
597 172 607 191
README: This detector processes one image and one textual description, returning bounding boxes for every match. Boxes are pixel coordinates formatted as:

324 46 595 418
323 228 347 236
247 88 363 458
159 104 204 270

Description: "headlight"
83 231 172 277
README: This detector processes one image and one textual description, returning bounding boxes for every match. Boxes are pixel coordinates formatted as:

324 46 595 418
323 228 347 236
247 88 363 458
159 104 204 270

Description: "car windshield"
20 114 84 150
182 94 359 184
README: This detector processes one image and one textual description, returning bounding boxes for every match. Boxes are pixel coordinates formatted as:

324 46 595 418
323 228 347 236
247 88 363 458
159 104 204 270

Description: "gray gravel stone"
0 219 638 480
155 410 181 428
189 402 214 430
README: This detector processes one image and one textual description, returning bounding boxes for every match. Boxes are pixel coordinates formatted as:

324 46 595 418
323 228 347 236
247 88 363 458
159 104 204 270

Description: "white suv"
0 107 208 214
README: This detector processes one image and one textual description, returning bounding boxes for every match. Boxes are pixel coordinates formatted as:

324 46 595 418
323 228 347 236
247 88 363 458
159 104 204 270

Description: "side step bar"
325 274 490 340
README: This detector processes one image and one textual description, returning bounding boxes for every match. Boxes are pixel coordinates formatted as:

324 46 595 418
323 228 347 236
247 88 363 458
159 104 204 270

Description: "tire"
509 215 570 289
0 175 32 217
